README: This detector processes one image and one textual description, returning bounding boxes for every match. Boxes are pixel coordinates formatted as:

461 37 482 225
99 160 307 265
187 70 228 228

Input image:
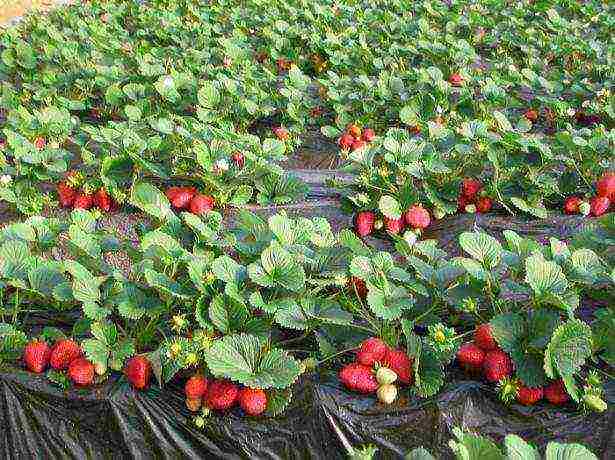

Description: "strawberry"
68 358 95 386
476 196 493 214
361 128 376 142
457 195 471 212
338 363 378 393
482 350 512 382
448 73 464 87
34 137 46 150
185 375 208 400
517 385 543 406
590 196 610 217
57 182 77 208
351 139 367 152
272 126 289 140
348 276 368 299
232 151 245 169
93 188 113 212
189 194 215 215
338 133 354 150
354 211 375 237
186 398 202 412
23 340 51 373
461 178 482 199
383 348 413 385
206 379 239 410
347 124 362 139
563 196 582 215
238 388 268 416
166 186 197 209
356 337 387 367
544 379 570 405
384 216 405 235
456 342 485 371
473 323 498 351
523 109 539 122
73 192 93 210
596 172 615 200
124 355 152 390
50 339 82 370
404 205 430 230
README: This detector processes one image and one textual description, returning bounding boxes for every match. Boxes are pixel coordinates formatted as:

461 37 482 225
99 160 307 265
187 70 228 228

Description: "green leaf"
510 197 548 219
405 448 436 460
459 232 502 269
211 256 244 284
144 269 191 299
545 442 598 460
264 388 293 417
525 253 568 297
124 105 142 121
205 334 301 389
449 427 504 460
247 242 305 292
0 240 31 279
568 249 604 283
490 313 525 353
544 320 592 380
503 434 540 460
378 195 402 219
130 182 174 221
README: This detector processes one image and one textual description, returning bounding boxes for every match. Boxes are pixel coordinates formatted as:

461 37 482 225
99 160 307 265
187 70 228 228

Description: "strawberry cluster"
23 338 151 390
563 171 614 217
339 337 413 404
337 124 376 152
184 375 268 417
57 172 118 212
354 204 431 239
457 178 493 214
165 187 215 215
456 324 570 406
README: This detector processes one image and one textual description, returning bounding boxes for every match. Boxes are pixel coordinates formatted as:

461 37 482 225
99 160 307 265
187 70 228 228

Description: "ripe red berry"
238 388 268 416
404 205 430 230
461 178 482 199
482 350 512 382
185 375 208 400
68 358 95 386
517 385 543 406
356 337 387 367
590 196 610 217
232 152 245 169
476 196 493 214
338 133 354 150
272 126 289 140
596 172 615 201
347 124 362 139
93 188 113 212
523 109 539 122
384 216 405 235
544 379 570 405
383 348 413 385
189 194 215 215
166 186 197 209
73 193 93 210
448 73 464 87
350 139 367 152
474 323 498 351
124 355 152 390
354 211 375 237
50 339 82 370
563 196 582 215
339 363 378 393
456 342 485 371
206 379 240 410
361 128 376 142
34 137 46 150
57 182 77 208
23 340 51 373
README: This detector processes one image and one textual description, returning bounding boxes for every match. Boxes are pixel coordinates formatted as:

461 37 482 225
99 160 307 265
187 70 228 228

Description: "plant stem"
317 346 360 365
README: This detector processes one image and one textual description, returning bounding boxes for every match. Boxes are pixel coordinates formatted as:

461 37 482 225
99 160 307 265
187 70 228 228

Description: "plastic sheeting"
0 368 612 459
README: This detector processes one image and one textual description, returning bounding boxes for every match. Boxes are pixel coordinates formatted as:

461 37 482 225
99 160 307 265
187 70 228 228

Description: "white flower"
403 230 418 246
567 107 576 117
162 75 174 89
0 175 12 185
214 158 229 172
582 100 591 108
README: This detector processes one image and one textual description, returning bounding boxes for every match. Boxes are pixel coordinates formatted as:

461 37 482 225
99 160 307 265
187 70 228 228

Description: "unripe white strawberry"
376 367 397 385
377 384 398 404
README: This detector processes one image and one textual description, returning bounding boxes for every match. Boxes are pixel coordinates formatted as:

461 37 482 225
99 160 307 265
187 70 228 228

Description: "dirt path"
0 0 69 26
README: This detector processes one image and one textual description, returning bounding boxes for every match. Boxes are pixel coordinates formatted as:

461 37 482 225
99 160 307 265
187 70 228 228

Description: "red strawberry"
124 355 152 390
356 337 387 367
34 137 46 150
474 323 498 351
456 342 485 371
448 73 464 87
563 196 582 215
354 211 375 237
596 172 615 200
523 109 539 122
238 388 268 416
206 379 239 410
272 126 289 140
166 186 197 209
384 216 405 235
461 178 482 199
347 124 362 139
544 379 570 405
23 340 51 373
68 358 95 386
348 276 368 299
404 205 430 230
73 193 93 210
232 152 245 168
338 133 354 150
361 128 375 142
185 375 208 400
338 363 378 393
517 385 543 406
476 196 493 214
482 350 512 382
351 139 367 152
93 188 113 212
189 194 215 215
590 196 610 217
457 195 471 212
57 182 77 208
50 339 82 370
383 348 413 385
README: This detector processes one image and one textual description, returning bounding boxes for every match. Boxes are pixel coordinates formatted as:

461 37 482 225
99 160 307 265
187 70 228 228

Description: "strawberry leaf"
544 319 592 380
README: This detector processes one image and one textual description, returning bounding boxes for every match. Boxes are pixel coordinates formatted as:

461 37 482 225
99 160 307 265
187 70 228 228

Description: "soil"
0 0 69 26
